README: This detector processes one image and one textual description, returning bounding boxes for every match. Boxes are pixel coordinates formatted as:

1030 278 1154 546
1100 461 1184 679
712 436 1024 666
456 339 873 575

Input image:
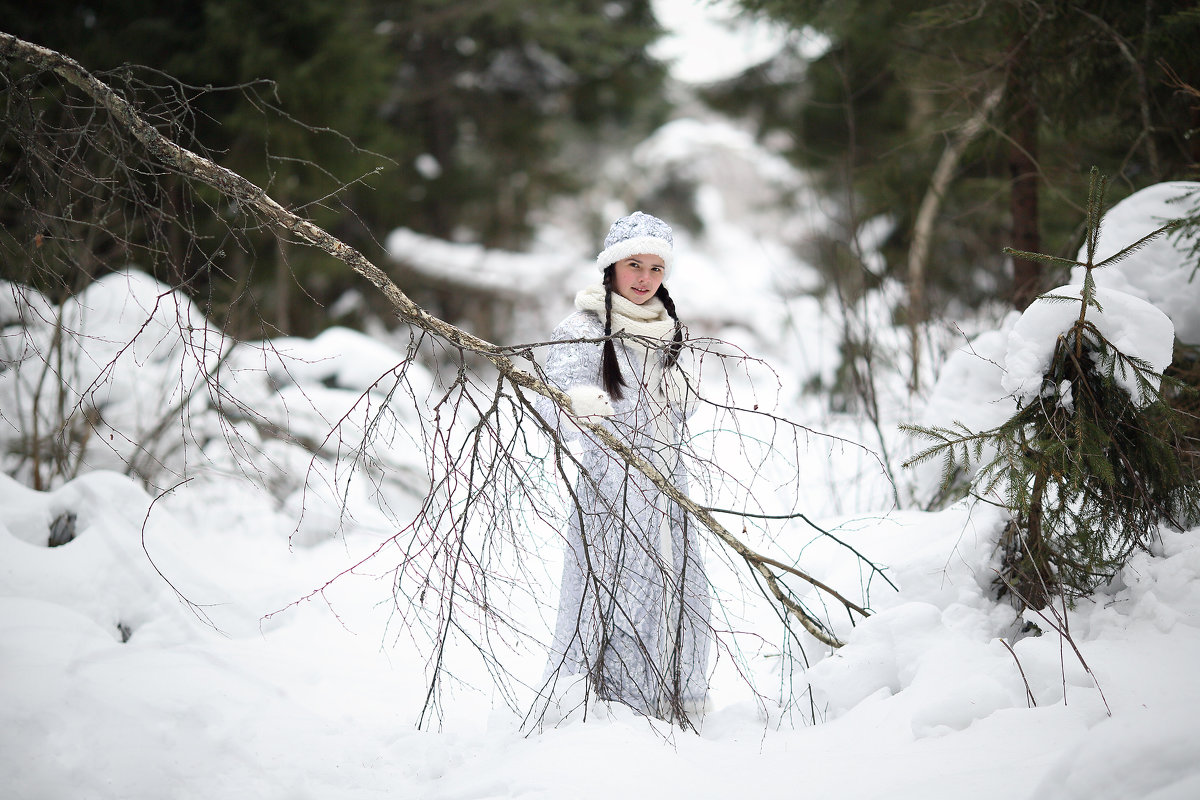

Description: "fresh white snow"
4 60 1200 800
4 461 1199 798
1069 181 1200 345
1002 283 1175 406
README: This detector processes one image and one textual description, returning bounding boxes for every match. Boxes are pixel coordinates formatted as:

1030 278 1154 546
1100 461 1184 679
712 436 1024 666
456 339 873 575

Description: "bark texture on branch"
1 32 855 647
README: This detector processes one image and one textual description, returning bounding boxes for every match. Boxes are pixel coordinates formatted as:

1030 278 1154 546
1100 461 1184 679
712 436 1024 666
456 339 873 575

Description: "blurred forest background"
2 0 1199 351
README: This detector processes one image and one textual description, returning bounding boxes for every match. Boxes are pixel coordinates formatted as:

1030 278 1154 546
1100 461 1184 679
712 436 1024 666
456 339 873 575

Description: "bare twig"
2 32 864 650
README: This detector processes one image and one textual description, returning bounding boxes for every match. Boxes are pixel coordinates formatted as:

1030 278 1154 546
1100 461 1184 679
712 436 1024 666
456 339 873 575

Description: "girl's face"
612 254 665 305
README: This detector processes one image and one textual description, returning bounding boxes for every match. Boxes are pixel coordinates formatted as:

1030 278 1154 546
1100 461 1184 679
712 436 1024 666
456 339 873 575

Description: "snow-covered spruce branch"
2 32 857 648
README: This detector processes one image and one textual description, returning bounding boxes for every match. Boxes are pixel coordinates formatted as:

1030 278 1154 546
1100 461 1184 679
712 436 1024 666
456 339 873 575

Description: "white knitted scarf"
575 284 676 348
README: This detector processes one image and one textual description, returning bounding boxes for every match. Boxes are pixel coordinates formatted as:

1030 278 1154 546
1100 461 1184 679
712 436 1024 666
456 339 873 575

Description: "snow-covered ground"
5 162 1200 798
4 22 1200 792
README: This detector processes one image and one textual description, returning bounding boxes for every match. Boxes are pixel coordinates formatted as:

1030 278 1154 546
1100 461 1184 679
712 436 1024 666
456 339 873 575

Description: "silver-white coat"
537 308 710 721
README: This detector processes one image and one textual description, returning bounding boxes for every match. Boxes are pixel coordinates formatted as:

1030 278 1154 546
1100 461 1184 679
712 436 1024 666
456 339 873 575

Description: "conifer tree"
1 1 671 336
903 170 1200 611
717 0 1200 314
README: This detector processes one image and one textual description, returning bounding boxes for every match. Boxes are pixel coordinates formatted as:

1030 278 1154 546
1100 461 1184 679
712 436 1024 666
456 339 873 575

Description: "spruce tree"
904 170 1200 611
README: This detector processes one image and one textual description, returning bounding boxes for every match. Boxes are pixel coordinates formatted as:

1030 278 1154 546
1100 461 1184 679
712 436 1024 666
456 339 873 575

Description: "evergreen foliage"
1170 183 1200 279
0 0 396 337
903 170 1200 611
0 0 671 336
716 0 1200 313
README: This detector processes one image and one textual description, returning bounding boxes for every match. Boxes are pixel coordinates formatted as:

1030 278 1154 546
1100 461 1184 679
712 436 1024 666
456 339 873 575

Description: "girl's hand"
567 385 615 418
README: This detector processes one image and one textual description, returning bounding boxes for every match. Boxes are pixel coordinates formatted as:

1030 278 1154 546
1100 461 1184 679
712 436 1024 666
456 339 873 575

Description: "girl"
539 211 711 725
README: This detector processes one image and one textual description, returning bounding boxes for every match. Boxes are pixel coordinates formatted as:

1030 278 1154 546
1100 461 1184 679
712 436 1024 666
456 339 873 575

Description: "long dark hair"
600 264 683 401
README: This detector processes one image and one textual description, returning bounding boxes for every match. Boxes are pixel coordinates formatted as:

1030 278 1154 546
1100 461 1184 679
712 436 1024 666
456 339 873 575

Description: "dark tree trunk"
1008 51 1041 311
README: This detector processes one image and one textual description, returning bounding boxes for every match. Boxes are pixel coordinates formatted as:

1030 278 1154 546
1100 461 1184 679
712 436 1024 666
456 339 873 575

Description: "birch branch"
1 32 853 647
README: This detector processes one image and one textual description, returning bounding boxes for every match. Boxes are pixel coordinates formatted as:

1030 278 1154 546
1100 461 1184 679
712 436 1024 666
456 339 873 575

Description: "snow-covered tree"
905 171 1200 611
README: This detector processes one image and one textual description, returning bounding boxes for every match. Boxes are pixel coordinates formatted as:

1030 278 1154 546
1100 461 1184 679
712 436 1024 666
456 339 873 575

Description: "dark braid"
600 265 627 400
655 283 684 368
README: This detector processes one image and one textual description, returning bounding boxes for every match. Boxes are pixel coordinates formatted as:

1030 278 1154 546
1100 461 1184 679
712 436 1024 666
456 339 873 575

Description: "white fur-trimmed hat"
595 211 674 275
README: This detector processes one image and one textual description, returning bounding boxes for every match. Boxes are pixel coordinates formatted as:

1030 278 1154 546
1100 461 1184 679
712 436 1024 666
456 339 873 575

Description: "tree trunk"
1192 105 1200 167
1007 43 1041 311
907 89 1001 391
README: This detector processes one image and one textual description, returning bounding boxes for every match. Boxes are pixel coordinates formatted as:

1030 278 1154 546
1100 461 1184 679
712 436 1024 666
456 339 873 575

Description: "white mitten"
567 385 615 418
